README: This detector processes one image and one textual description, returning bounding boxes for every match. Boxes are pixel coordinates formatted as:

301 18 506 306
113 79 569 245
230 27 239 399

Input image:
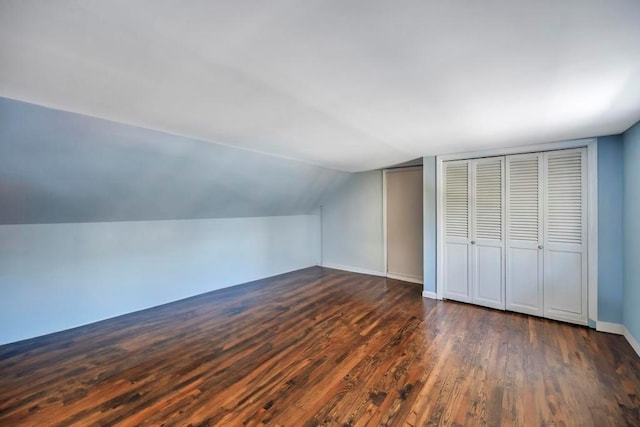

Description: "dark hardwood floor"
0 267 638 426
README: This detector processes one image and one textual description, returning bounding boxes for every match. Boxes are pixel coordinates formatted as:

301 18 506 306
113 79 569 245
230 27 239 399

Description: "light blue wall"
0 215 320 344
597 136 624 323
623 121 640 343
321 171 384 273
423 157 437 293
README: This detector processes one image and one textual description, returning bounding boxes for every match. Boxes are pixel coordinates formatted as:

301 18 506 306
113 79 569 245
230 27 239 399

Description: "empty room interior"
1 1 640 426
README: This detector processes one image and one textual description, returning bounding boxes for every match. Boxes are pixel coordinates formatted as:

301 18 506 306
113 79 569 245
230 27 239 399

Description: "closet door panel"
505 154 543 316
472 157 505 309
443 160 472 302
543 149 587 325
474 245 503 307
544 251 583 314
507 248 541 313
445 243 471 301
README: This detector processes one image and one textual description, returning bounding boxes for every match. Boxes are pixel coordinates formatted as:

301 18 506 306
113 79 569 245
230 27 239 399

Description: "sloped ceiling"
1 1 640 172
0 98 348 224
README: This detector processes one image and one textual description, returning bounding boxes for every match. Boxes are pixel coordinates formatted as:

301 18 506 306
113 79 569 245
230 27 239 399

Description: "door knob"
471 241 476 245
538 245 543 249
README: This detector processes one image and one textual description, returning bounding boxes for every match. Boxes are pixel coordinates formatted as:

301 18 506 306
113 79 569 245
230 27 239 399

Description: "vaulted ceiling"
1 1 639 171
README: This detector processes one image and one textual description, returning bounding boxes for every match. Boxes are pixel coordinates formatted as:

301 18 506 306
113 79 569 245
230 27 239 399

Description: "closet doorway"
384 167 423 284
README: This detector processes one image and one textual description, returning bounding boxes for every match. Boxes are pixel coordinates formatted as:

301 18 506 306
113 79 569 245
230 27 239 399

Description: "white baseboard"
624 327 640 358
595 323 640 359
596 321 625 335
321 262 386 277
422 290 438 300
386 272 423 285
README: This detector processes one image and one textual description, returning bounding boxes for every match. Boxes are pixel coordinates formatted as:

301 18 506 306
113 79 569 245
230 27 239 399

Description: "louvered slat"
508 157 539 241
475 160 502 240
444 162 468 238
546 152 583 244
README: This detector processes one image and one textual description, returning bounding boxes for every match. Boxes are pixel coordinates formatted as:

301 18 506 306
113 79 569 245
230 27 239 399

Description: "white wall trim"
436 138 597 162
624 327 640 358
382 169 388 275
321 262 386 277
436 158 444 299
596 321 624 335
587 141 599 323
387 272 423 285
386 166 424 172
435 137 598 322
319 205 324 266
422 290 438 299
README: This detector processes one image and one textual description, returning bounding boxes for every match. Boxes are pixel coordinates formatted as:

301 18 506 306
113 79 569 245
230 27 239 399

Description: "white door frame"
435 138 598 323
383 166 424 284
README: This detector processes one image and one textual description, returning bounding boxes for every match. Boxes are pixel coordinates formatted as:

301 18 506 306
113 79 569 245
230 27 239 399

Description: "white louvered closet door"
443 160 472 303
506 153 544 316
543 148 587 324
472 157 505 309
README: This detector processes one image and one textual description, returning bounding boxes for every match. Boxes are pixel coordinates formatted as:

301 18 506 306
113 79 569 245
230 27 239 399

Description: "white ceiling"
1 1 639 172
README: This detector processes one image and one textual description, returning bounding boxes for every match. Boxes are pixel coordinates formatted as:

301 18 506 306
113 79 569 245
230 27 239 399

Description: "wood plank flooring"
0 267 638 426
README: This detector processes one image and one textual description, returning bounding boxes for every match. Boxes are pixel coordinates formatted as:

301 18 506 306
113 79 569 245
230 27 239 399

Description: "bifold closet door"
443 158 505 308
506 153 544 316
543 148 587 324
443 160 471 302
443 148 587 324
505 148 587 324
472 157 505 310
